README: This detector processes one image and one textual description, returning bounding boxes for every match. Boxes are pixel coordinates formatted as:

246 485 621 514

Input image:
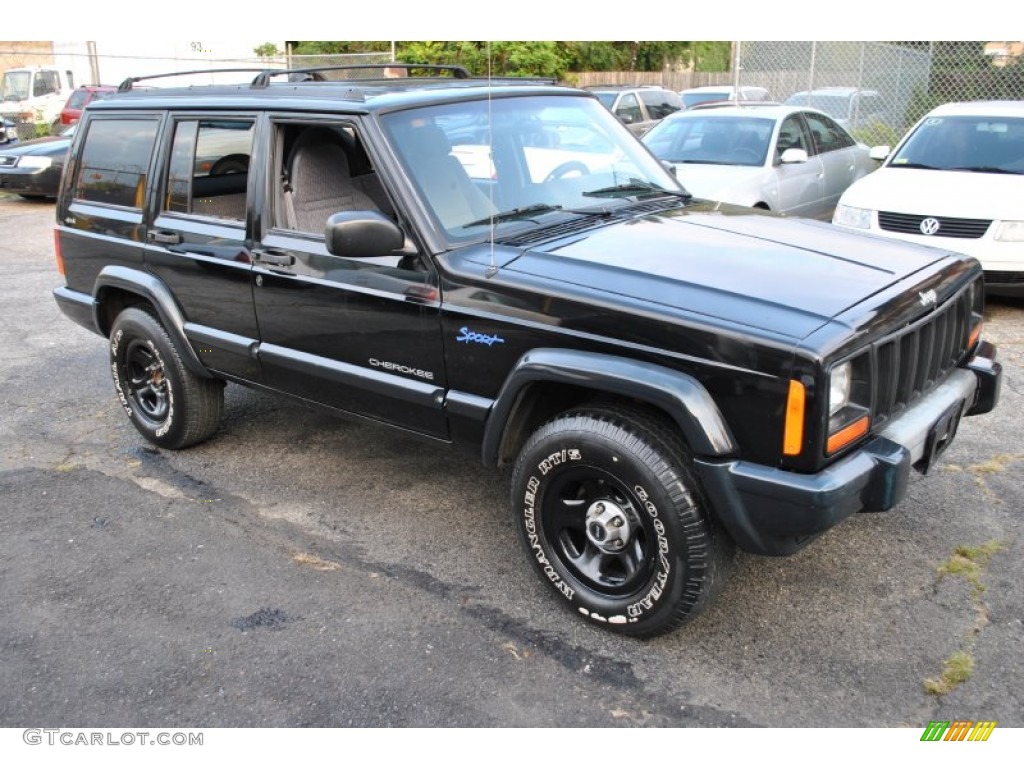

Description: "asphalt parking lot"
1 195 1022 729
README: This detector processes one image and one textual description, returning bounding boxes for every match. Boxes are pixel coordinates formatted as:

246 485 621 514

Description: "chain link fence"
577 42 1024 148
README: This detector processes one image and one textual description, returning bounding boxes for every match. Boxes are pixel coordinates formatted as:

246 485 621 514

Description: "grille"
984 270 1024 285
872 289 972 424
878 211 991 239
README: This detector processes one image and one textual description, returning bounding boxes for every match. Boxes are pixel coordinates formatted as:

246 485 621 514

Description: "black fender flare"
92 266 213 379
481 348 737 465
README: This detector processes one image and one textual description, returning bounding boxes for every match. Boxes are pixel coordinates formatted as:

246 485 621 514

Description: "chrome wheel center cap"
585 500 631 552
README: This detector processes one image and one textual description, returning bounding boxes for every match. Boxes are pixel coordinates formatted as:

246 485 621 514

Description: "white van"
0 67 77 133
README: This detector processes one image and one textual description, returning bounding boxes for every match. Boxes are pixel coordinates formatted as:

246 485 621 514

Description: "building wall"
0 42 55 72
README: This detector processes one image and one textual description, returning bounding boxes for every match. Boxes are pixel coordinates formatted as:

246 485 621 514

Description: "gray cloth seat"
395 124 495 230
286 127 377 234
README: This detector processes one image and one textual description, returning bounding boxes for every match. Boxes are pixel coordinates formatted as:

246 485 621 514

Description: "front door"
251 116 448 438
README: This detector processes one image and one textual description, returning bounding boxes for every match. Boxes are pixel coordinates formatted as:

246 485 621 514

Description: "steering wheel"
544 160 590 183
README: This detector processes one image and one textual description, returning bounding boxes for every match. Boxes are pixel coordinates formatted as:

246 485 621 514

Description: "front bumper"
695 345 1002 555
0 166 60 197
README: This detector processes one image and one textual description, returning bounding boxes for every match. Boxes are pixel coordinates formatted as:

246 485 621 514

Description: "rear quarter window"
73 117 160 208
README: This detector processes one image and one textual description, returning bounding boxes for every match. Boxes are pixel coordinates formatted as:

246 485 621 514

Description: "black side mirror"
325 211 405 258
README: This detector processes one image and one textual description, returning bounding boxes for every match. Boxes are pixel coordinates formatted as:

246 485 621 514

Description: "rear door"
142 113 262 380
773 113 825 217
804 111 860 217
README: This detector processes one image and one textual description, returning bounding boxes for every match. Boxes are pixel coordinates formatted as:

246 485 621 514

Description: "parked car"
0 123 75 199
642 104 876 219
60 85 117 126
680 85 771 109
0 117 17 145
51 66 1000 637
833 100 1024 296
585 85 683 136
783 87 888 130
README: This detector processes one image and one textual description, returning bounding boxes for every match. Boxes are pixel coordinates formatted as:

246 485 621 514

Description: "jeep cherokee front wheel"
510 405 731 638
109 307 224 449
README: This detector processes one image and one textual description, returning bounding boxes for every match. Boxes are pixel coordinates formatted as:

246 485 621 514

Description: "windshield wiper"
462 203 564 229
583 179 691 199
948 166 1021 175
890 161 937 170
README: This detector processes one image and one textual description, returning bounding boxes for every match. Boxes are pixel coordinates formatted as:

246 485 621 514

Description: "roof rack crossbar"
250 63 471 88
117 68 272 92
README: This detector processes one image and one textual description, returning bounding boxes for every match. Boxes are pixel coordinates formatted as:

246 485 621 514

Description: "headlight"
828 362 851 416
993 221 1024 242
833 204 872 229
17 156 53 169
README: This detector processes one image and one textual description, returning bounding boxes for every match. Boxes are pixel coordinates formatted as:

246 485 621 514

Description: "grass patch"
925 539 1006 696
924 651 974 695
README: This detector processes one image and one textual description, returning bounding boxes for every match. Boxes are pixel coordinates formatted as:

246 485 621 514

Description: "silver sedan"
642 104 877 219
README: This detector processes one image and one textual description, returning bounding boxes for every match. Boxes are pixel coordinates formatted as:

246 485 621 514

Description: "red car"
60 85 117 126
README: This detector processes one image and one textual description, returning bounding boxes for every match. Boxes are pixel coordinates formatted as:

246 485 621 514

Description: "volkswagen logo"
919 217 941 236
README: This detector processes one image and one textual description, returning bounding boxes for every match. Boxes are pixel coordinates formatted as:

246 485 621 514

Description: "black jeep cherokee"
52 65 1002 637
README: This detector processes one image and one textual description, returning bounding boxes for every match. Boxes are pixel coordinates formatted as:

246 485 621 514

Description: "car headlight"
17 156 53 169
993 220 1024 242
833 204 872 229
828 362 852 416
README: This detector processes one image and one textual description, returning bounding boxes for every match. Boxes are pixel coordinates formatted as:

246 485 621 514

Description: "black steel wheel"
511 404 731 637
109 307 224 449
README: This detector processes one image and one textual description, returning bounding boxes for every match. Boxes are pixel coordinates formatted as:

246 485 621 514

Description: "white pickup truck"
0 66 77 134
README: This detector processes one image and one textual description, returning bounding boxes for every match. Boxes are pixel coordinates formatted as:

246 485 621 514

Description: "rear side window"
163 119 253 220
74 118 159 208
66 90 89 110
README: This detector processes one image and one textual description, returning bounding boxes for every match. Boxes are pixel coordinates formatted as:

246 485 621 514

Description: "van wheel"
510 405 731 638
109 308 224 449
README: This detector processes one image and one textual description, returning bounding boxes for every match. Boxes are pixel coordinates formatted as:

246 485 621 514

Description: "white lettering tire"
511 404 732 638
109 307 225 450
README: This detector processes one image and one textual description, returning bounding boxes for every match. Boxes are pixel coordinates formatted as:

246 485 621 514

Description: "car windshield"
1 71 30 102
682 91 730 108
643 114 774 167
380 95 685 241
784 93 851 120
889 115 1024 174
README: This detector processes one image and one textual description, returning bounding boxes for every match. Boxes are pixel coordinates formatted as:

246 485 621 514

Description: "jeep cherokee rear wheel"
109 308 224 449
511 405 731 637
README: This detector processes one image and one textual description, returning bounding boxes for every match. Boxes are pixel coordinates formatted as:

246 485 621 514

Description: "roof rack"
250 63 471 88
117 68 273 92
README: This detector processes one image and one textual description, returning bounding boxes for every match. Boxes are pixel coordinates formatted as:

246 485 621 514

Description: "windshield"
1 71 30 102
682 91 730 108
643 114 774 167
889 115 1024 174
380 94 685 241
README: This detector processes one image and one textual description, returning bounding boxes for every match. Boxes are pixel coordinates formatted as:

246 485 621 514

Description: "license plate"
915 399 965 474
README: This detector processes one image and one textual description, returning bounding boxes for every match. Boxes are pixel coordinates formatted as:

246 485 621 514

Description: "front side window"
163 119 253 220
380 95 682 241
614 93 643 124
33 71 59 97
640 90 683 120
777 115 812 158
74 118 159 208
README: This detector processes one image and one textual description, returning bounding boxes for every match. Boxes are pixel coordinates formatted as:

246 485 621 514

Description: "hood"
840 167 1024 220
0 135 71 157
478 204 955 341
671 163 768 203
